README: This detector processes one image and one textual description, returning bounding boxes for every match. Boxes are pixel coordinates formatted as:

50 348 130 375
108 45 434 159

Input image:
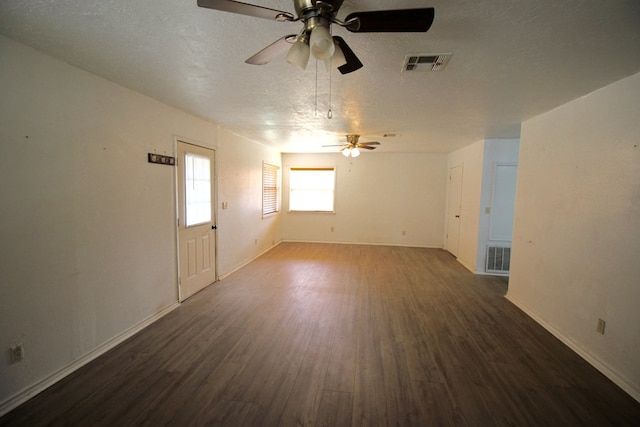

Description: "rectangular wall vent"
486 246 511 273
402 53 452 72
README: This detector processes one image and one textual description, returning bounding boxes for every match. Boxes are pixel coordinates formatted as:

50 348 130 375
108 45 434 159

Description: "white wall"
508 72 640 400
0 35 280 412
281 152 447 247
446 141 485 271
476 139 520 273
216 127 281 277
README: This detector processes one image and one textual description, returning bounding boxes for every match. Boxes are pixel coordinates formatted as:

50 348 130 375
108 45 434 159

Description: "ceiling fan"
197 0 435 74
324 134 380 157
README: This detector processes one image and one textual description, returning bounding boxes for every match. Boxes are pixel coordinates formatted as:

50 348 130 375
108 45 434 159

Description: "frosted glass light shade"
342 147 360 158
286 39 310 71
310 25 335 61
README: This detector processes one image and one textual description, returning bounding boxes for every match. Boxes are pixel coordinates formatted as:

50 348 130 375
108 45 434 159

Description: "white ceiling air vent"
402 53 452 72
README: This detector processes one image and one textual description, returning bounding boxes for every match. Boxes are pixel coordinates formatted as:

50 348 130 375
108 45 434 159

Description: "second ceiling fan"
197 0 435 74
323 134 380 157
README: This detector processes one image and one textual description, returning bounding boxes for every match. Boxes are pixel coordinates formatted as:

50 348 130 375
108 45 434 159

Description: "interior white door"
176 141 216 301
446 165 463 257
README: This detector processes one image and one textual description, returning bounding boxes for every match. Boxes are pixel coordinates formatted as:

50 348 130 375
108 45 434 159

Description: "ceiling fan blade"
358 141 380 146
345 8 434 33
197 0 295 21
322 144 347 147
358 145 377 150
333 37 363 75
245 35 296 65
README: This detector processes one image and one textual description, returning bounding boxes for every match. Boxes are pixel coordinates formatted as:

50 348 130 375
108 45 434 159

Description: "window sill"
287 210 336 214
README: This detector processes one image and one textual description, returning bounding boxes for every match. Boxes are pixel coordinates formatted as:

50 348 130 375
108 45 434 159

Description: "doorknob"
455 215 460 218
212 225 217 230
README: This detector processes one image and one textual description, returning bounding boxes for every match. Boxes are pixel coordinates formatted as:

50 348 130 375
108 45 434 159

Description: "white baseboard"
217 241 282 280
281 239 443 249
475 270 509 277
505 293 640 403
0 302 180 417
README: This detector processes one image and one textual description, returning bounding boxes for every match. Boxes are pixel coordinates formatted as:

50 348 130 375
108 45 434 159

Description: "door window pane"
185 153 211 226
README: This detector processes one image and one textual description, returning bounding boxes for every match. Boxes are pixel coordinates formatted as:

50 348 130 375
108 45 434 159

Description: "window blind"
262 162 280 216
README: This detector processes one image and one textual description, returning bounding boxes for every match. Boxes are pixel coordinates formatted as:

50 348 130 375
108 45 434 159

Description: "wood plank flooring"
2 242 639 426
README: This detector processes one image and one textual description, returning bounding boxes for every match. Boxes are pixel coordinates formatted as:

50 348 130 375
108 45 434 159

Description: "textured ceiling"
1 0 639 153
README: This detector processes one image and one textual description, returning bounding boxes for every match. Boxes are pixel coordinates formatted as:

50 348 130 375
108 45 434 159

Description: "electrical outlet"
597 318 606 335
402 230 406 236
10 343 24 363
330 226 334 232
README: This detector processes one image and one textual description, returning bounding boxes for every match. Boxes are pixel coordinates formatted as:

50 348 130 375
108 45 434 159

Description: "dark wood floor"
2 243 639 426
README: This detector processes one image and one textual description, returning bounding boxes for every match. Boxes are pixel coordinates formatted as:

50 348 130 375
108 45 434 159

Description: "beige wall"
2 30 638 413
281 152 447 247
216 127 281 277
0 36 280 412
508 72 640 400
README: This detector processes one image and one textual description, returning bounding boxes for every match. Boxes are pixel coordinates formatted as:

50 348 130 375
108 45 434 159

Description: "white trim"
286 165 337 213
445 164 463 257
173 134 217 151
455 257 476 274
281 239 443 250
174 138 218 302
262 161 281 217
217 241 282 280
506 294 640 403
0 302 180 417
475 270 509 277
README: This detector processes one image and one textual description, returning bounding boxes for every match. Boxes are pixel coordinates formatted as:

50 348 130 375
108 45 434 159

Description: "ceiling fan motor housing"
294 0 335 35
294 0 316 16
294 0 335 16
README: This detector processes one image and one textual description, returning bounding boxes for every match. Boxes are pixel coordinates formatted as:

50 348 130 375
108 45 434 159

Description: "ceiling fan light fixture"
309 24 335 61
286 37 310 70
342 147 360 157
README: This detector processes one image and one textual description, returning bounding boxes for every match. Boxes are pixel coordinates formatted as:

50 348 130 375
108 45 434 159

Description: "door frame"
446 164 463 257
174 136 218 302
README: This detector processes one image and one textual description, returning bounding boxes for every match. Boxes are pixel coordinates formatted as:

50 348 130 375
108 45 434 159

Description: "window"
289 167 336 212
262 162 280 216
185 152 212 226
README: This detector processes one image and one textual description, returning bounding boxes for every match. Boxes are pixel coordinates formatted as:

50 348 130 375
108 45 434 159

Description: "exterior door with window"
176 141 216 301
